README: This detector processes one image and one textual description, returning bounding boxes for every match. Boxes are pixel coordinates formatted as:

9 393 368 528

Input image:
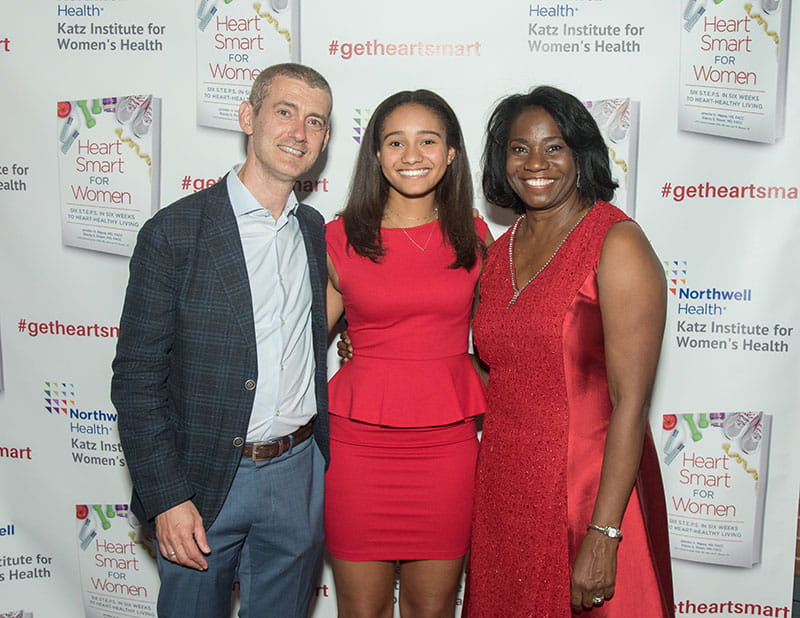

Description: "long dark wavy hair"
342 90 482 270
482 86 618 215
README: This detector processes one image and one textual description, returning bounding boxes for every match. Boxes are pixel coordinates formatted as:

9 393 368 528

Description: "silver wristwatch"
588 523 623 540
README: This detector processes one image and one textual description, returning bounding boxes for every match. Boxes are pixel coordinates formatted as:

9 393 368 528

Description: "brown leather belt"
241 420 314 461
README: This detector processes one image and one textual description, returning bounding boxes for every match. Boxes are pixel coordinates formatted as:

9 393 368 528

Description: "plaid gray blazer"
111 176 329 531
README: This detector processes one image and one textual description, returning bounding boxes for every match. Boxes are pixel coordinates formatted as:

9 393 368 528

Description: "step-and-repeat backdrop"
1 1 798 616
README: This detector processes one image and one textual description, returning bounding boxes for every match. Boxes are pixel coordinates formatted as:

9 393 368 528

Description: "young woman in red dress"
325 90 491 618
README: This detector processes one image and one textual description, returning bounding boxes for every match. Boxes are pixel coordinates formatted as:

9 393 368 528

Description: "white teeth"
398 169 430 177
524 178 554 187
278 145 304 156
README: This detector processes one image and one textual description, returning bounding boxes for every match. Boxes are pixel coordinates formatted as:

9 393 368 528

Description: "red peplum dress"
324 216 489 560
465 201 674 617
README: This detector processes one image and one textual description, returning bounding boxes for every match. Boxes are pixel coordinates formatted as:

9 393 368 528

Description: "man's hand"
155 501 211 570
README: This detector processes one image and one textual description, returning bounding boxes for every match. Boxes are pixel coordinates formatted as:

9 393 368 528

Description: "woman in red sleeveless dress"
325 90 490 617
464 87 675 617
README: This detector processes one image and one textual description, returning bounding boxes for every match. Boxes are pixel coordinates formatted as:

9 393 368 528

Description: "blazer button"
232 437 244 447
244 379 256 391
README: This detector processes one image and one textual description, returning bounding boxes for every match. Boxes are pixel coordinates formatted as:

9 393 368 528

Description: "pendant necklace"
387 207 438 253
507 207 590 308
400 222 437 252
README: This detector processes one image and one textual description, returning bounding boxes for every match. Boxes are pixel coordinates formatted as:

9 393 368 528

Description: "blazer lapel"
295 205 326 310
202 179 256 349
295 205 327 354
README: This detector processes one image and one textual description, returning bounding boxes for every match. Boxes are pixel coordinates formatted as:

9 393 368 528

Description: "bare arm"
472 227 495 322
470 227 494 385
326 254 345 337
570 221 666 612
469 350 490 386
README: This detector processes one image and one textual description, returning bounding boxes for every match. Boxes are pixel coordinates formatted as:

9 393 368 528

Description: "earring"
576 168 582 191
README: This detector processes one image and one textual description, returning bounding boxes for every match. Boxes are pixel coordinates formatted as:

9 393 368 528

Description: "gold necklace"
400 222 437 253
507 207 590 308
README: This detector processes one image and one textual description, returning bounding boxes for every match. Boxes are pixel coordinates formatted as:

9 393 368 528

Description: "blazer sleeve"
111 214 195 521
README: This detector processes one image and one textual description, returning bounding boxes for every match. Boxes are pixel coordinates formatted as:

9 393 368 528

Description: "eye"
277 108 291 118
307 117 325 130
421 138 437 146
545 144 563 153
387 140 403 148
510 145 528 155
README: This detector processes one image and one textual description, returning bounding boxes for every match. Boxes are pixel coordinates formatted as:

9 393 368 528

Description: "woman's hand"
570 530 618 612
337 330 353 360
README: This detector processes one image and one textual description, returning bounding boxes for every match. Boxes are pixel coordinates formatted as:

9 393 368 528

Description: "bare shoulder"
602 220 652 256
599 220 665 290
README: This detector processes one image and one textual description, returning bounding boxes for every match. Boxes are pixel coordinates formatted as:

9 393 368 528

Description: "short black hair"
482 86 617 214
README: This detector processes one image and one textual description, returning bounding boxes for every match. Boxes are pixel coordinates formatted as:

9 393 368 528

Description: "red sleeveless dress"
465 201 674 617
324 217 489 560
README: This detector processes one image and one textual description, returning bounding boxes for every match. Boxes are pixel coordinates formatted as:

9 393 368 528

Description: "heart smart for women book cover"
660 411 771 568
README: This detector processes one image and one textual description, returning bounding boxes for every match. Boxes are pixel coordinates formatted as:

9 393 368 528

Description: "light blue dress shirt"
227 166 316 442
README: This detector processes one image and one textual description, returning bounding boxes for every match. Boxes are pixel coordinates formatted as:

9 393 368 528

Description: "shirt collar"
226 164 299 219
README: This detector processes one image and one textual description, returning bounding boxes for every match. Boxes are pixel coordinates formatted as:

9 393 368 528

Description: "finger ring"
168 551 177 557
592 597 604 605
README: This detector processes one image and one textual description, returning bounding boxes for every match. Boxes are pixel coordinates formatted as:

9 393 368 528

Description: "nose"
523 149 546 171
401 143 422 164
288 118 307 143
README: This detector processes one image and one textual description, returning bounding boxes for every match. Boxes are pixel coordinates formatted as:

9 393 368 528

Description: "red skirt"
324 414 478 561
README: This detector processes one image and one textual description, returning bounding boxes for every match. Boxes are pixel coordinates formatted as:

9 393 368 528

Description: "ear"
447 146 456 165
238 101 254 135
321 126 331 152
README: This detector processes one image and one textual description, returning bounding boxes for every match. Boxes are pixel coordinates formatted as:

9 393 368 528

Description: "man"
111 63 332 617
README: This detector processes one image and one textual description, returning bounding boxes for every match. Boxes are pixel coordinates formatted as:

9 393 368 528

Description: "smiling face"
505 106 581 214
376 103 455 203
238 75 331 187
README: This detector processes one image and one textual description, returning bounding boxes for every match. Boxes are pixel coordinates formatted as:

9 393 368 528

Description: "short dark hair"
482 85 617 214
342 89 482 270
249 63 332 116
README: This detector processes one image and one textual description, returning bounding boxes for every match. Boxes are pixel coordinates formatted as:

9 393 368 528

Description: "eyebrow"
273 99 297 110
383 129 443 140
272 100 329 124
508 135 562 143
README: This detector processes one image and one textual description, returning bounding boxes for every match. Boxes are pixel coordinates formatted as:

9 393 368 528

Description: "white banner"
1 1 797 616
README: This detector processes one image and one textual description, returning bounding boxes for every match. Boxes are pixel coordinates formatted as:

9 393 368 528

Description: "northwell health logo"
44 381 74 414
352 108 373 144
43 380 117 427
663 260 687 296
43 381 123 466
663 260 753 316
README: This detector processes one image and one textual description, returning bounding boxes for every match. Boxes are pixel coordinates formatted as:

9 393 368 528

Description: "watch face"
589 524 622 539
